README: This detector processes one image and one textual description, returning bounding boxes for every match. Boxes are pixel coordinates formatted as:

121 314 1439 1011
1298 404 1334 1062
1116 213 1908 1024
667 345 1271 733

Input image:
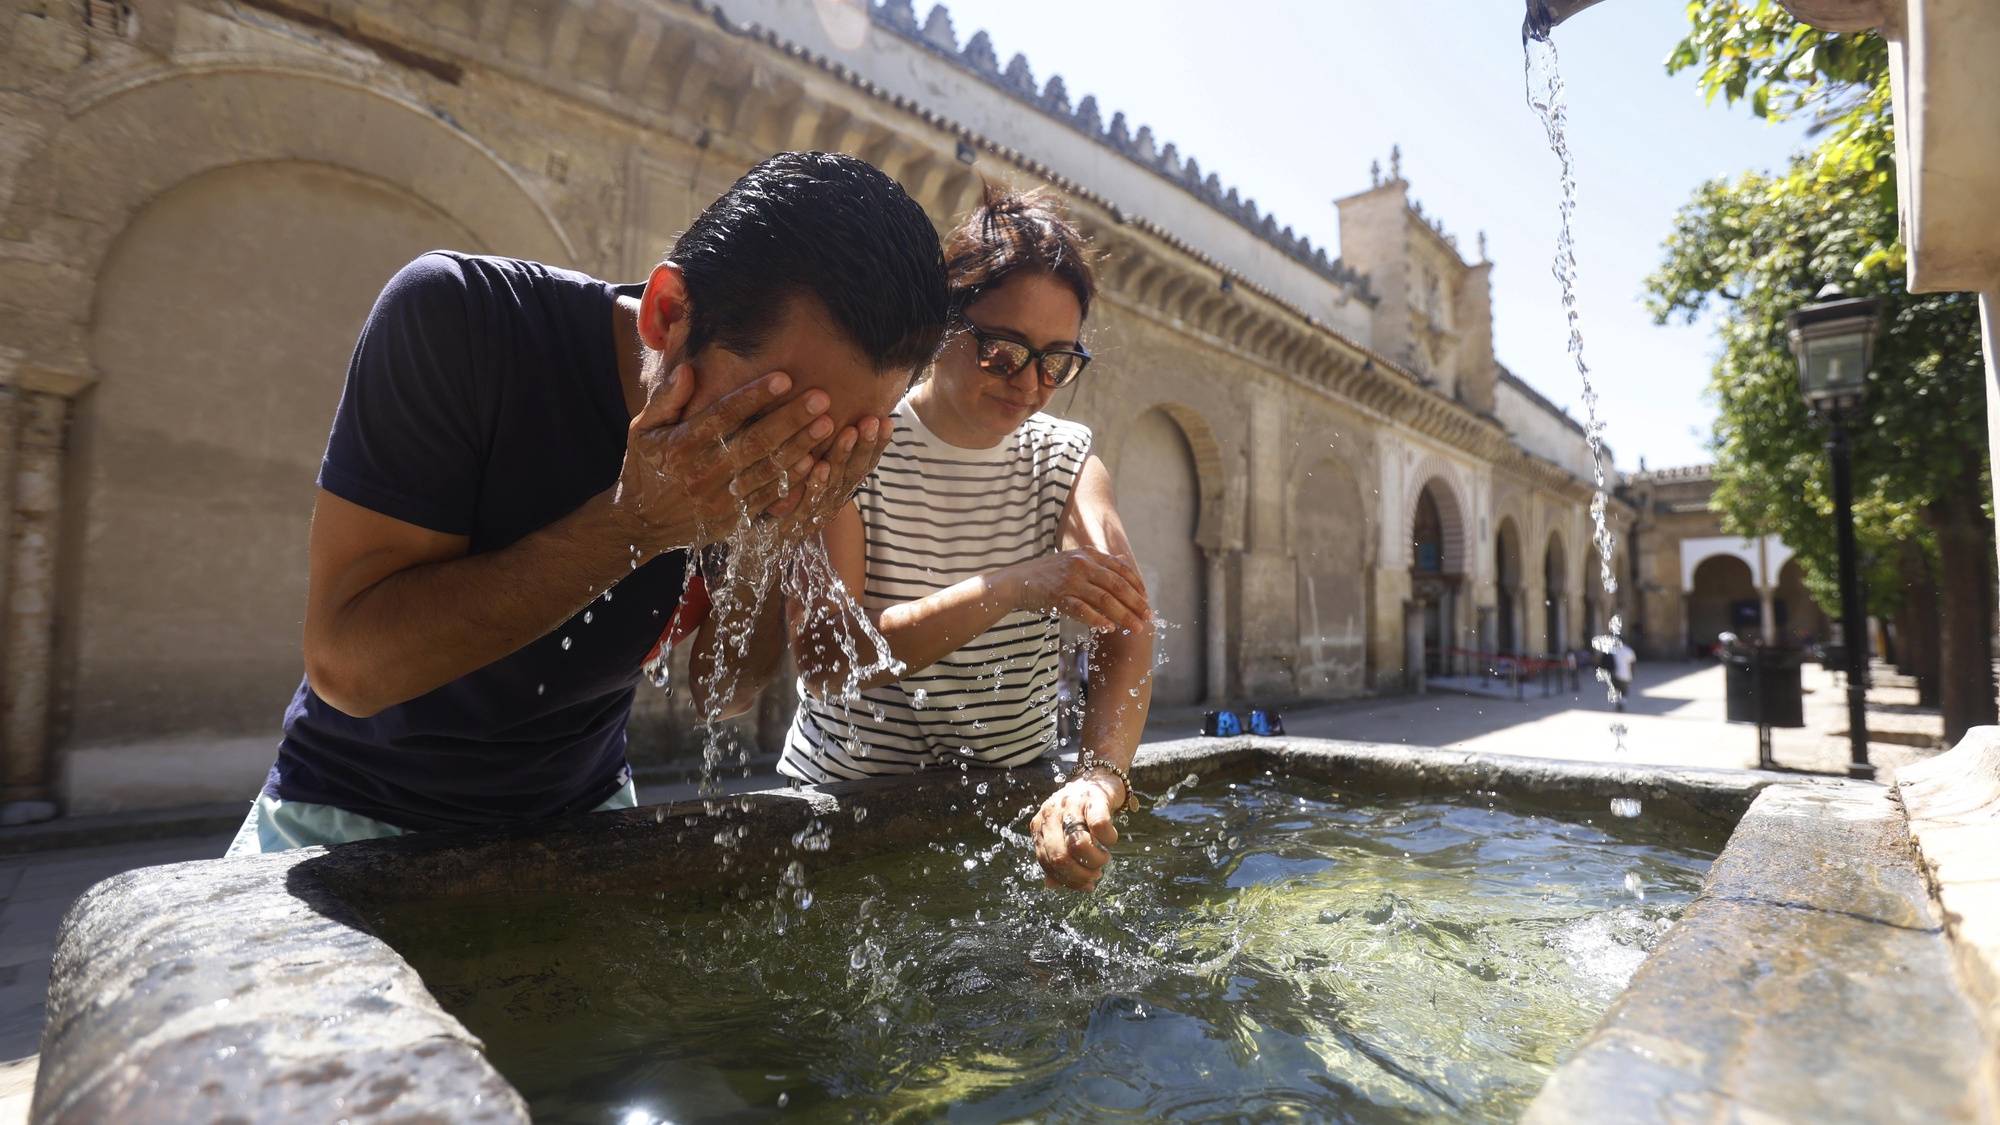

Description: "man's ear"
638 262 693 356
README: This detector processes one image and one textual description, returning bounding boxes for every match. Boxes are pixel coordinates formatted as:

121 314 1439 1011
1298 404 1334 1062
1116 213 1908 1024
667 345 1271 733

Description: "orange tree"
1651 0 1993 738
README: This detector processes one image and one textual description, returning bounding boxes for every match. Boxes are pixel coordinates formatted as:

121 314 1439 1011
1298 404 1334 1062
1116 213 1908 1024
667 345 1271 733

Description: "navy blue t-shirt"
268 252 687 831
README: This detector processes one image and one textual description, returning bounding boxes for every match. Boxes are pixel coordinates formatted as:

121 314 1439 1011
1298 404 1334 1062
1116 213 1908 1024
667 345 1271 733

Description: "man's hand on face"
611 364 894 557
613 364 836 554
759 412 893 544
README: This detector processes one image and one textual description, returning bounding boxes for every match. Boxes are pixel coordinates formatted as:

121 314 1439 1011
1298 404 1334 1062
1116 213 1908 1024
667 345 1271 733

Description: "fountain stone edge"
27 735 1986 1122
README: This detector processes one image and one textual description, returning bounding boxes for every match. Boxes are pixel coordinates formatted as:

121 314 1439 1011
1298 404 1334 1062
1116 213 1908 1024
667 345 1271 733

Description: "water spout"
1525 0 1614 41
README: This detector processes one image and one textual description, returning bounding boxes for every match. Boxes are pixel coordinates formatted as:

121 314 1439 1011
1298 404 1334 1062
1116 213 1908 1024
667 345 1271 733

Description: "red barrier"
1443 647 1571 677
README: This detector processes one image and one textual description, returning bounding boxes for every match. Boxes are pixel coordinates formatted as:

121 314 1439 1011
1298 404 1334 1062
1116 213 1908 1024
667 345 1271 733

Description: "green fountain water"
370 772 1718 1123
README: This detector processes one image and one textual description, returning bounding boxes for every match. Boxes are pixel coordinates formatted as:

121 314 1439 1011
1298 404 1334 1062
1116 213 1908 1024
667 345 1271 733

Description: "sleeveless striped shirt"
779 394 1091 783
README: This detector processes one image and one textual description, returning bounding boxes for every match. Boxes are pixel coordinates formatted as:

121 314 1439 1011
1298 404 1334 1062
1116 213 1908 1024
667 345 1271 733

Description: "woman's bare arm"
1030 453 1156 891
1061 454 1154 779
788 498 1149 699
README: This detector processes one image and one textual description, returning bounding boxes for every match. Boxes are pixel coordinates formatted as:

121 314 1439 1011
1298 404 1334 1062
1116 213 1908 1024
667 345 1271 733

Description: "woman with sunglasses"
781 186 1154 893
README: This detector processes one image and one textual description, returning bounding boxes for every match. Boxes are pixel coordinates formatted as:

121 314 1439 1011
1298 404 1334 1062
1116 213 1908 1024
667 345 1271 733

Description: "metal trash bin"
1725 647 1805 768
1725 648 1806 728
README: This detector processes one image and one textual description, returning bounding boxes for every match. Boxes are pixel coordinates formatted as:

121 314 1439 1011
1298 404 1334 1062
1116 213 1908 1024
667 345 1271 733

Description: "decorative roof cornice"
866 1 1372 302
1628 463 1714 484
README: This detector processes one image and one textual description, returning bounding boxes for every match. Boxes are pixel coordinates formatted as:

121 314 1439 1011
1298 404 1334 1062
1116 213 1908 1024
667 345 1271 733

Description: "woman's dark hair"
672 152 949 372
944 183 1097 322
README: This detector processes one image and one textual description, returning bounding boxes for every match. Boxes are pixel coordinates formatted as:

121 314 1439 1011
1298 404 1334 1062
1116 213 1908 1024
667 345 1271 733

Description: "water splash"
1525 32 1625 714
383 776 1718 1121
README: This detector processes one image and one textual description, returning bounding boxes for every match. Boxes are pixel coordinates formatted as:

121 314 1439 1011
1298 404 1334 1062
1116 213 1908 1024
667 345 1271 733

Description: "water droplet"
536 683 546 696
911 689 928 709
1610 798 1642 818
962 858 977 871
777 1092 789 1108
583 610 593 624
560 636 572 651
975 781 989 796
853 807 869 823
1624 871 1645 900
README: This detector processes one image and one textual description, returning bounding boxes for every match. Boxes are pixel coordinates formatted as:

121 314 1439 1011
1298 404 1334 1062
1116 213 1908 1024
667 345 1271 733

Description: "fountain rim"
34 736 1959 1123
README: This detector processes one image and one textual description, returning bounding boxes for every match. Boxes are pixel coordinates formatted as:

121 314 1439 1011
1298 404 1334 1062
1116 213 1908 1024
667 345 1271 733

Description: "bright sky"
932 0 1815 471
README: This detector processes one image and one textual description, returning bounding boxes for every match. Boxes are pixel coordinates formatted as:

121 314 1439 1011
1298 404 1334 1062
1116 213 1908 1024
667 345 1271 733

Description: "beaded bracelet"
1069 753 1141 813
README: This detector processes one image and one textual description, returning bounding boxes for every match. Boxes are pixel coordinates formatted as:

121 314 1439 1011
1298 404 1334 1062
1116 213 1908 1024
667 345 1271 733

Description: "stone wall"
1496 369 1603 484
0 0 1629 815
1622 464 1833 660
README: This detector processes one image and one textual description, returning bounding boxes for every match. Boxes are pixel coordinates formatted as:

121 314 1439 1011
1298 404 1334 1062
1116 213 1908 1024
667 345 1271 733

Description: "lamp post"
1787 284 1881 781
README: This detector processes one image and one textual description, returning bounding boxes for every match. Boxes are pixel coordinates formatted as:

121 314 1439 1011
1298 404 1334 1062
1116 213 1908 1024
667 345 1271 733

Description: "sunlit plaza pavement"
1145 659 1948 782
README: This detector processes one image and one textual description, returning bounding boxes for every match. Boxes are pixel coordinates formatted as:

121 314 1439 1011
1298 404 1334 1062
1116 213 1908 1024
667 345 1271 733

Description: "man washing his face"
227 152 949 854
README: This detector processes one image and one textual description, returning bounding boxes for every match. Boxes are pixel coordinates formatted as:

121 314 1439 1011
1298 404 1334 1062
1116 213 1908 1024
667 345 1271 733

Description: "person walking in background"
1608 637 1637 711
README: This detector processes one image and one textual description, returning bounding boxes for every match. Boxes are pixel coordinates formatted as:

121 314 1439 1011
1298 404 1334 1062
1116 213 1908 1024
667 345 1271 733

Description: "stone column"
1403 602 1426 695
1369 565 1413 692
1527 577 1548 653
3 390 69 821
1204 547 1230 704
0 387 16 651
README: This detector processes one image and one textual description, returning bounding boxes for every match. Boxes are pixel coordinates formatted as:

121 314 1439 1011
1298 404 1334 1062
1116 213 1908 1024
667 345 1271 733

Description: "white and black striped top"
780 394 1091 783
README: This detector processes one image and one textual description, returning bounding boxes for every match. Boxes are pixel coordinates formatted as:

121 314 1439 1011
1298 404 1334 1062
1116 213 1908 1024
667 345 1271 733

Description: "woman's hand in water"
1002 549 1149 633
1030 775 1123 891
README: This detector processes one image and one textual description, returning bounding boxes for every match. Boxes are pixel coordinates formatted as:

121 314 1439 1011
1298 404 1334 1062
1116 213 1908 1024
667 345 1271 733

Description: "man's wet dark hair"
672 151 949 373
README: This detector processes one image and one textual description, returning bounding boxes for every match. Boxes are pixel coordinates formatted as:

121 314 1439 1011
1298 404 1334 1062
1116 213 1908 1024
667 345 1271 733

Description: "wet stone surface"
1525 779 1990 1124
32 851 526 1123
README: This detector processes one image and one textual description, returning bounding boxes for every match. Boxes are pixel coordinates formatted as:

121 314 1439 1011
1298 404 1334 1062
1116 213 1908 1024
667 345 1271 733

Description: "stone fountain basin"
27 737 1998 1123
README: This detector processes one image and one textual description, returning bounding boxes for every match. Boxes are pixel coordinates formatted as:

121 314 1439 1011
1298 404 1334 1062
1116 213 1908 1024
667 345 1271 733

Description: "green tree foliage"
1646 162 1985 617
1667 0 1895 212
1656 1 1994 737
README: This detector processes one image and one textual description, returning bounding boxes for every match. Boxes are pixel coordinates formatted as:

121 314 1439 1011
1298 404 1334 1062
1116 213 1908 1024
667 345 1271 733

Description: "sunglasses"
962 321 1093 389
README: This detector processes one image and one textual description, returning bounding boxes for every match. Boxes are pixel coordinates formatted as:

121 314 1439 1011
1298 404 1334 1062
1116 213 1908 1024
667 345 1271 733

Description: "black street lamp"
1787 284 1881 780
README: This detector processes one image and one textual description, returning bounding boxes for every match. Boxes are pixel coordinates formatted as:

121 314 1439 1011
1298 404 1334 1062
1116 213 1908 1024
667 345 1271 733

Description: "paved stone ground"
0 659 1948 1121
1149 660 1947 781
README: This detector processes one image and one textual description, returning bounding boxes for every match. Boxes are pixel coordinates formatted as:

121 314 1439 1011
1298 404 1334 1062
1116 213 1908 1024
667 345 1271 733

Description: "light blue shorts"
223 779 639 856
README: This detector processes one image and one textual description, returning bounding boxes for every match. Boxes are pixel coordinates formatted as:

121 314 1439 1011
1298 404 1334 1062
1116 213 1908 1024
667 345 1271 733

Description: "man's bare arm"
304 489 652 716
304 369 832 717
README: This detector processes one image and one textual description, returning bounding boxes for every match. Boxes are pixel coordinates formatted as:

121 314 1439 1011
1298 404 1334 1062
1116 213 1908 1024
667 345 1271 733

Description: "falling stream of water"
1524 32 1627 731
